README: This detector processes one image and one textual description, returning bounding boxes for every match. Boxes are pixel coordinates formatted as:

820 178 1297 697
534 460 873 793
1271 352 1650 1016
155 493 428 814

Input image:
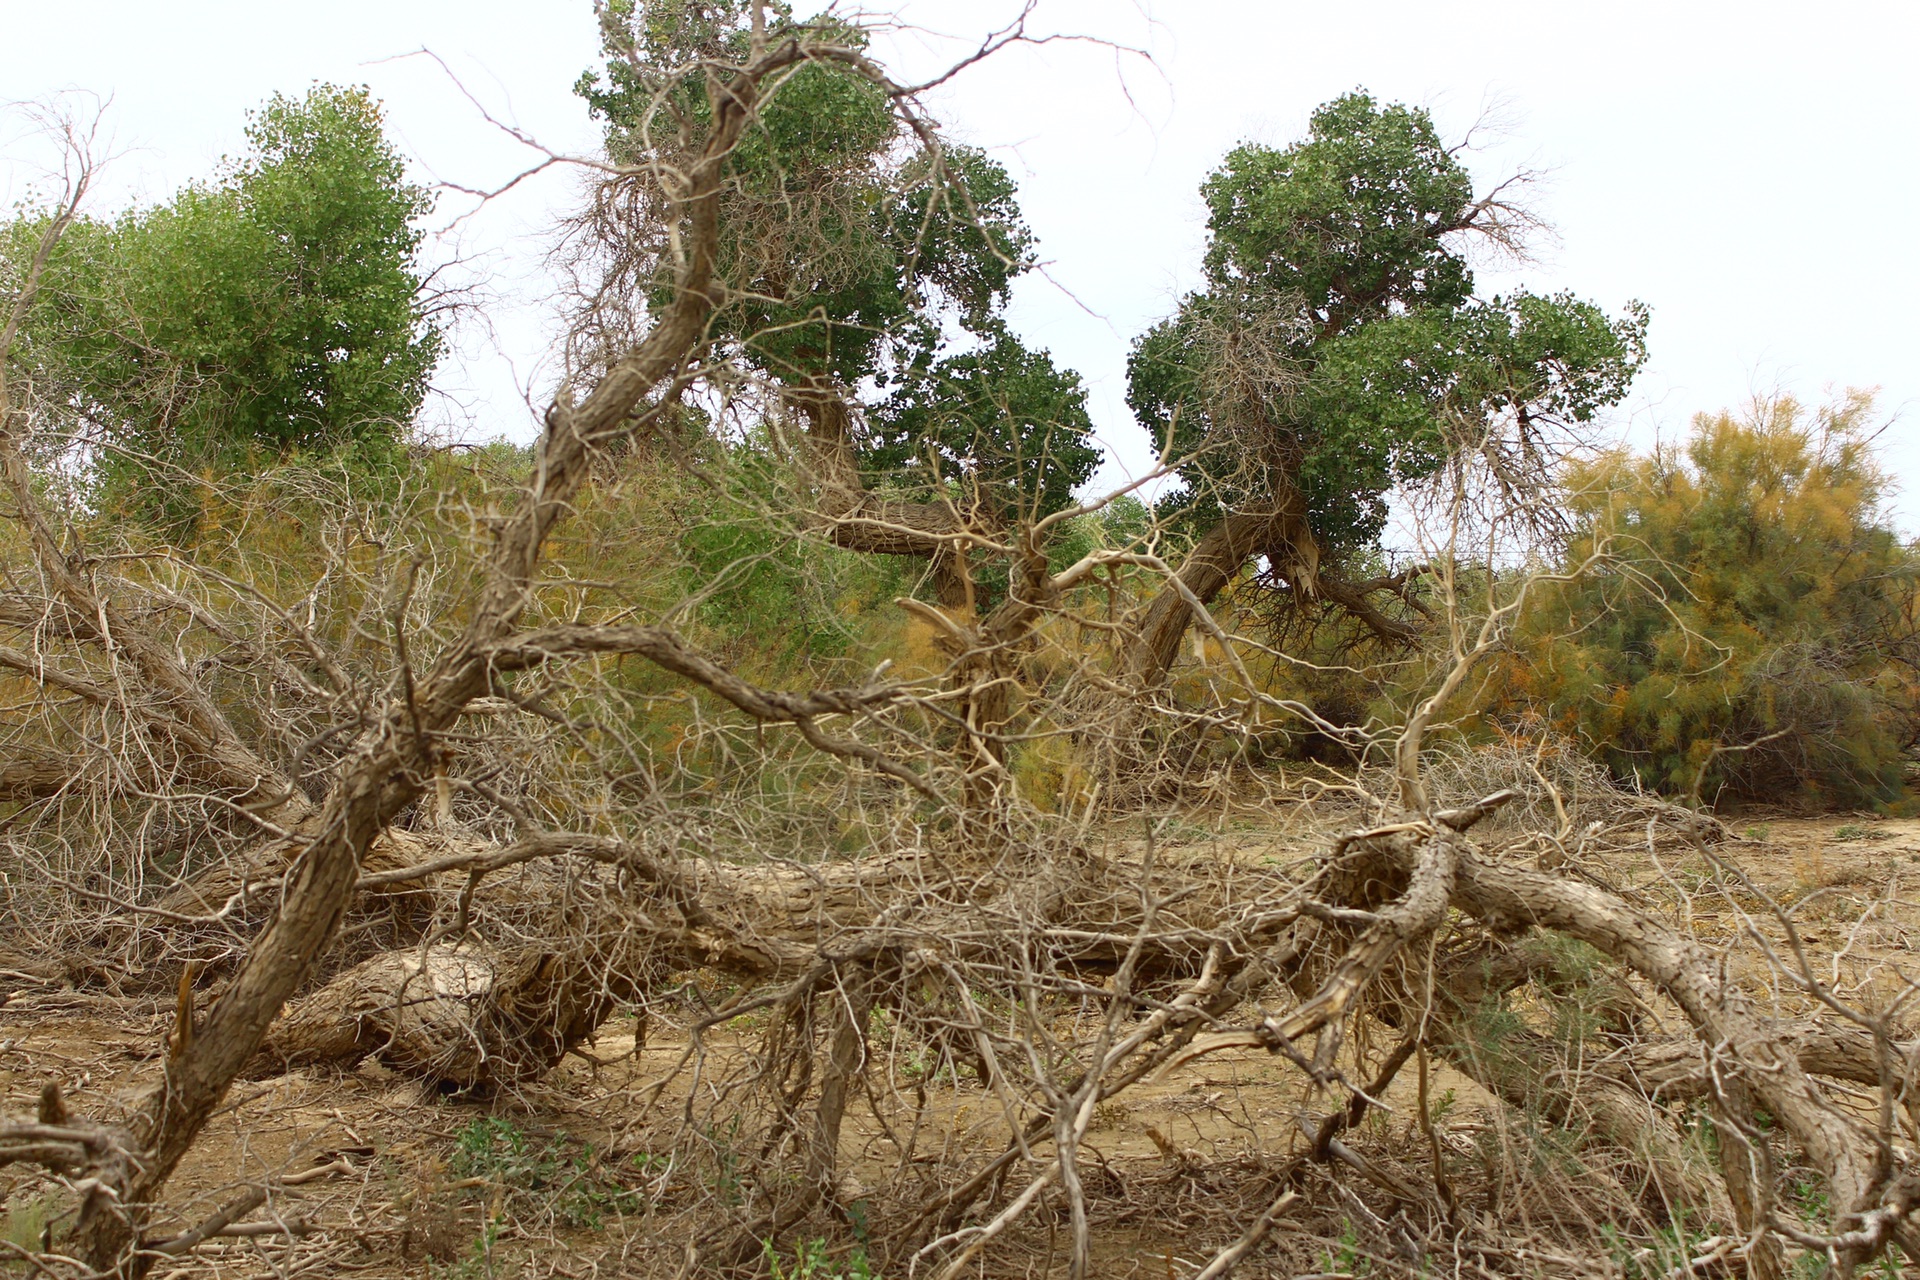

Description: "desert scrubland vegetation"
4 5 1920 1278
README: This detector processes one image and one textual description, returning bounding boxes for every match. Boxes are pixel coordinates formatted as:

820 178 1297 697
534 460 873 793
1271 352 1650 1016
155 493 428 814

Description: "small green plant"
3 1192 60 1254
1786 1171 1830 1222
429 1215 504 1280
451 1117 548 1184
764 1236 879 1280
446 1118 644 1230
1681 1100 1722 1162
1833 822 1885 842
1791 1249 1829 1279
1745 823 1772 841
709 1115 749 1206
1320 1218 1370 1276
1604 1217 1715 1279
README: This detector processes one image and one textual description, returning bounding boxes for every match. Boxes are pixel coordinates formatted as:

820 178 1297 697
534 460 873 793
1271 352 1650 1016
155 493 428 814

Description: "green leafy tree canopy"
1129 92 1649 554
575 1 1097 522
9 84 440 526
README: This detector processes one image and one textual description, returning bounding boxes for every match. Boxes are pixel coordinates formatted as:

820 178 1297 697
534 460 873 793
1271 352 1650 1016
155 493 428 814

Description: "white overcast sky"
5 1 1917 524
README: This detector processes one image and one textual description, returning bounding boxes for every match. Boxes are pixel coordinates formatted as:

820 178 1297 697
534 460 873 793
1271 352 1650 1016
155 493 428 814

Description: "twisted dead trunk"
791 382 977 610
1125 510 1306 687
1 42 807 1275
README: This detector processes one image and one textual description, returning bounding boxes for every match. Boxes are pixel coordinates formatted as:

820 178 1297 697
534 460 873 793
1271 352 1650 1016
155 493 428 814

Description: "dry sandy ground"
4 812 1917 1278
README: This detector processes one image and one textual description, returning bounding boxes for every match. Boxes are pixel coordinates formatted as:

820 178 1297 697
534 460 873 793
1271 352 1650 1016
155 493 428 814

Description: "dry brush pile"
1 20 1918 1280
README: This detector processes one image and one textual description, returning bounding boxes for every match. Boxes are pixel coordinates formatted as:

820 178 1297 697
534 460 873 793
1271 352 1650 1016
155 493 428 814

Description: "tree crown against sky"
573 0 1097 526
6 84 441 533
1128 92 1649 558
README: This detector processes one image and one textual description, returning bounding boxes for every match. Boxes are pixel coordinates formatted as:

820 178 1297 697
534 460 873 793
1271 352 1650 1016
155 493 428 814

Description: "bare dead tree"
0 17 1913 1280
0 31 960 1274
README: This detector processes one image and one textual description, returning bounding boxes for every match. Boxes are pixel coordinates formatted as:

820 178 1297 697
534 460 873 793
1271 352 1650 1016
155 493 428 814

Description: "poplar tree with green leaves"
575 0 1098 608
1125 93 1649 682
6 84 440 534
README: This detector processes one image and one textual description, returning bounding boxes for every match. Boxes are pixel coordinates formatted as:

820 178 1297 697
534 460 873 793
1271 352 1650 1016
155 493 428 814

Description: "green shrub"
1490 394 1920 806
447 1117 645 1230
763 1237 879 1280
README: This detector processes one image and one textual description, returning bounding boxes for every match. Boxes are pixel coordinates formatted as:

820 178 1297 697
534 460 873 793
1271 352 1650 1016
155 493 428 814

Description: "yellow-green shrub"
1490 394 1920 806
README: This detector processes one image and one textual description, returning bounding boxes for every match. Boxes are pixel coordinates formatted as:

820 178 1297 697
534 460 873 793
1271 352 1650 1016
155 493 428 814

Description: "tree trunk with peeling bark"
1121 490 1425 691
1125 508 1315 687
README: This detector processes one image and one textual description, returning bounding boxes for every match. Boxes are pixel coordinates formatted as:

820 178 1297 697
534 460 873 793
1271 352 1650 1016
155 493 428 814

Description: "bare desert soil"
5 811 1917 1278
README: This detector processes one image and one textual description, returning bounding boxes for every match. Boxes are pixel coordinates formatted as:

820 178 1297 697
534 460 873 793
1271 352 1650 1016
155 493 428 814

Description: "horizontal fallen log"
250 941 653 1089
1613 1022 1916 1099
0 750 79 803
248 833 1308 1091
247 845 913 1089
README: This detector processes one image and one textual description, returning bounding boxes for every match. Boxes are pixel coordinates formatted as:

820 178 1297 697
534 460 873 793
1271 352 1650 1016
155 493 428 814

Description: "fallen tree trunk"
251 941 658 1089
247 834 1298 1091
1388 827 1913 1267
248 848 843 1089
1160 796 1920 1273
0 749 81 803
1440 844 1893 1250
1613 1022 1918 1100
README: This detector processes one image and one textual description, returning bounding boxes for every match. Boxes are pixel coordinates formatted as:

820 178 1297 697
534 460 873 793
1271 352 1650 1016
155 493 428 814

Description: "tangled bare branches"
0 19 1916 1280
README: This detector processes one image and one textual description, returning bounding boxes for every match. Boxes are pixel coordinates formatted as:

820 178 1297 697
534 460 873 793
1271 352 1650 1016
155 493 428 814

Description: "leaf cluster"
1129 92 1648 552
5 85 441 535
863 328 1099 525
